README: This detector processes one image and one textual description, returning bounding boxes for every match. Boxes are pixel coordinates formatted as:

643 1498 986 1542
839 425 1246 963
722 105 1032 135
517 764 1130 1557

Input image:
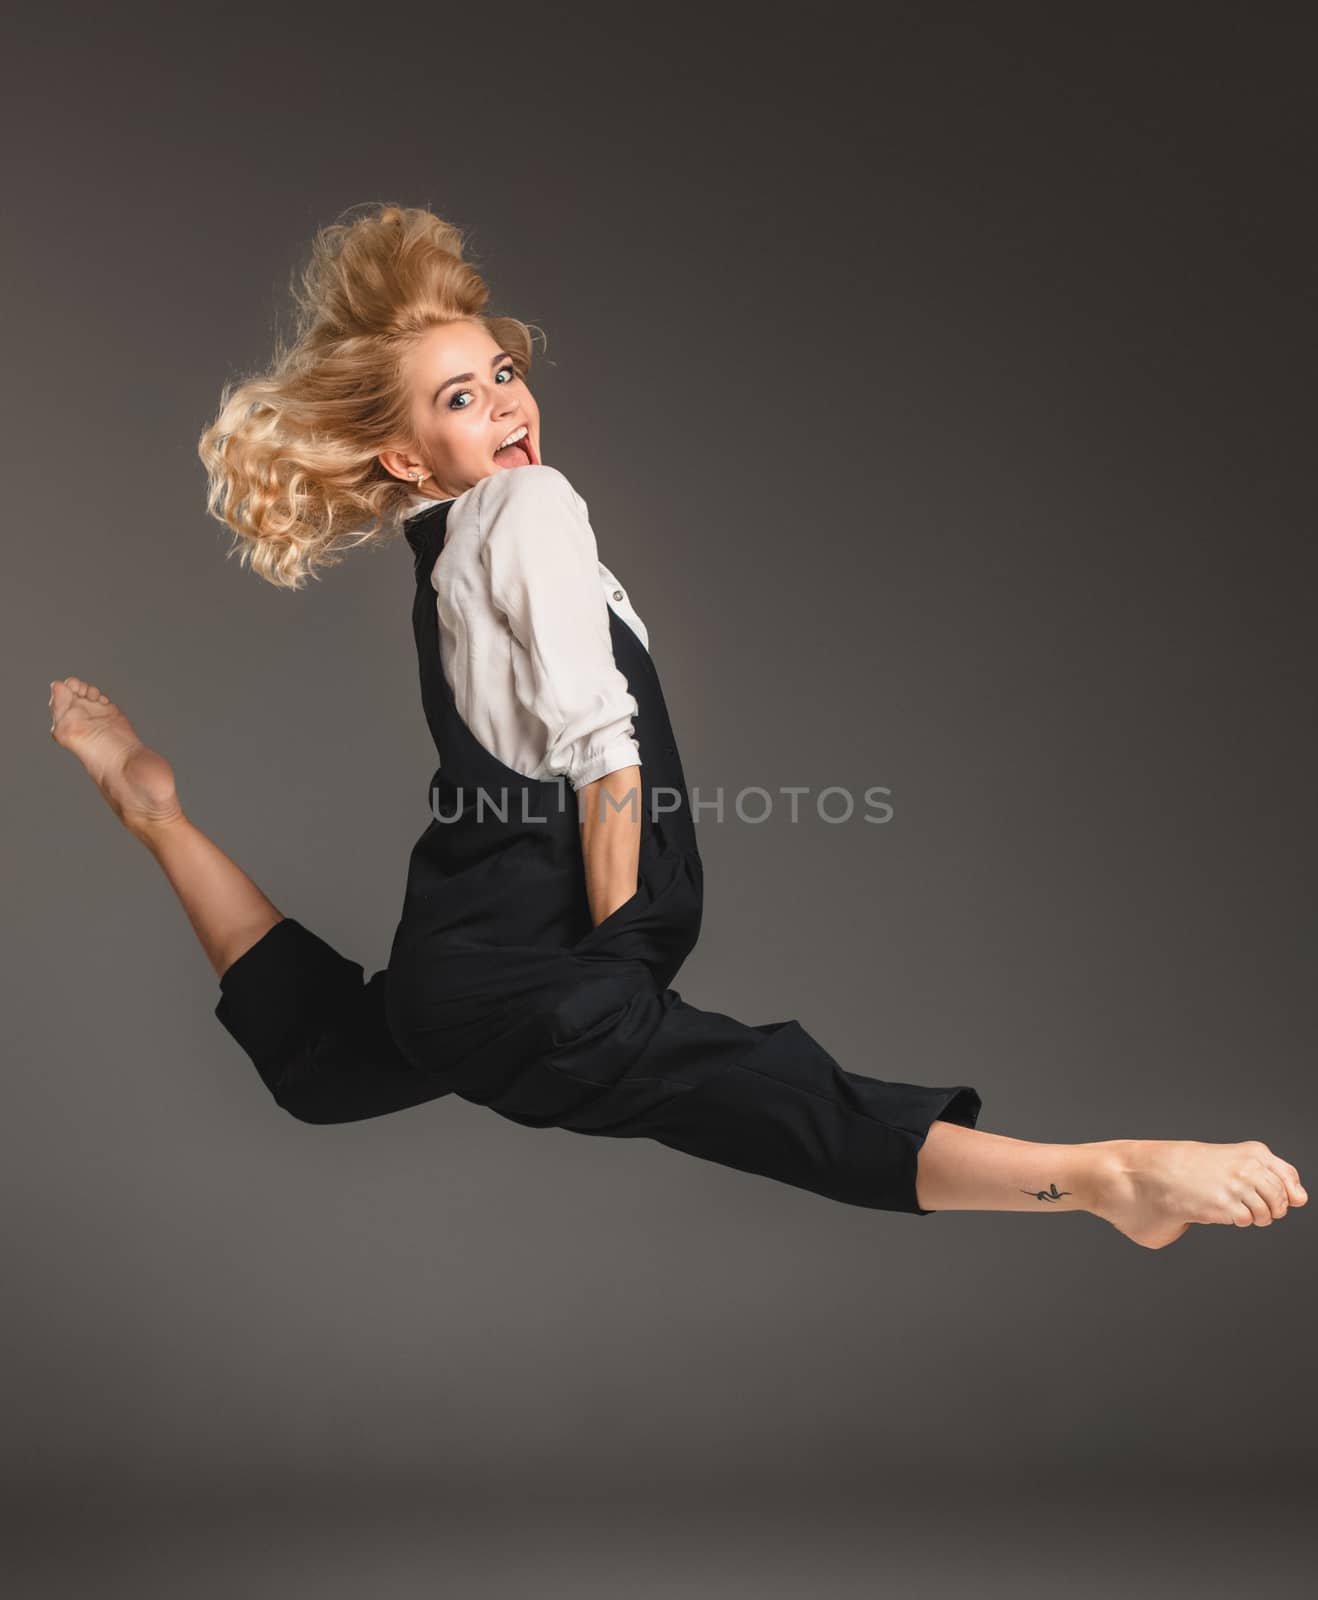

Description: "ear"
378 449 421 484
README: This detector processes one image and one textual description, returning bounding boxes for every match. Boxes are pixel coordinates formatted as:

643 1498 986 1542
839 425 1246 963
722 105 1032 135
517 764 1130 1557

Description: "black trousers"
215 917 981 1215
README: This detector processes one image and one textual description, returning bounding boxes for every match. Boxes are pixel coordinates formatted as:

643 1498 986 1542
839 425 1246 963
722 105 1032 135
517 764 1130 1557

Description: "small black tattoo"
1021 1183 1072 1202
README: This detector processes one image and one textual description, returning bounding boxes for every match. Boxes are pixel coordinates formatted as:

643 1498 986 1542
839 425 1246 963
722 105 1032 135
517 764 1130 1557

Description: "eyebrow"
431 351 513 405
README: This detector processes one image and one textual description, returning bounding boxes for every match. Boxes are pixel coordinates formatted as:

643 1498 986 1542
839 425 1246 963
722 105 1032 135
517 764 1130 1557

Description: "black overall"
215 499 982 1214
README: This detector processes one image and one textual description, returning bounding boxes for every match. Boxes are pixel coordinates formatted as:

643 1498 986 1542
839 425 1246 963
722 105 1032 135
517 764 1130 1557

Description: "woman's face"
381 319 541 501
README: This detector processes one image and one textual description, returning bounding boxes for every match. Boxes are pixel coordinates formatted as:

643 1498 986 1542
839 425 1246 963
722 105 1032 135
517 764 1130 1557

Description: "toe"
1279 1161 1306 1206
1259 1173 1288 1220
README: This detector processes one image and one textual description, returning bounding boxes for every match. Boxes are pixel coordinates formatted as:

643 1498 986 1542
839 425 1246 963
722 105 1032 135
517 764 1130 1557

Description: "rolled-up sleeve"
478 465 641 791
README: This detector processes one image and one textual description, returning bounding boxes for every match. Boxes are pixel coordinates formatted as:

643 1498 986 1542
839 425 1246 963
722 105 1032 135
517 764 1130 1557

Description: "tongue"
495 441 531 468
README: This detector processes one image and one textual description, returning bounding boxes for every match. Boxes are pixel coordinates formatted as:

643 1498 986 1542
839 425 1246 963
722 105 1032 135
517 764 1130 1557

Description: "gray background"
5 6 1314 1595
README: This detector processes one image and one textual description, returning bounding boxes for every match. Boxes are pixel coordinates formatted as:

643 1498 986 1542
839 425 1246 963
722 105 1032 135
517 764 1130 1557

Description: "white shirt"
405 465 650 791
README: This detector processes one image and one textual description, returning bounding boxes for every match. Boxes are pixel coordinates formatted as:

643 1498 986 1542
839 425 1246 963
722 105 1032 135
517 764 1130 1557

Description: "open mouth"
494 426 536 467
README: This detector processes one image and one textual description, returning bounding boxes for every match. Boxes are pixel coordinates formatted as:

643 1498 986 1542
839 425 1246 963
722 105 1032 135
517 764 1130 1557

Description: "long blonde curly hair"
198 202 542 589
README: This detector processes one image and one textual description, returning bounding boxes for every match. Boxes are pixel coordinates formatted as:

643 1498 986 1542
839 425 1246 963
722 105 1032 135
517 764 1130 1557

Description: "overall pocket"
572 872 653 953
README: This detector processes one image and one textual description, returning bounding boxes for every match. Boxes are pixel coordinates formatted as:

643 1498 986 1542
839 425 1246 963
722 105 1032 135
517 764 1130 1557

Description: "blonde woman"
50 203 1305 1246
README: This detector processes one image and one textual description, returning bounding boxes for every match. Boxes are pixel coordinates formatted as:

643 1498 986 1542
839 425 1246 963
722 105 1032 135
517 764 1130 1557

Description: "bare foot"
1091 1138 1307 1250
49 677 183 834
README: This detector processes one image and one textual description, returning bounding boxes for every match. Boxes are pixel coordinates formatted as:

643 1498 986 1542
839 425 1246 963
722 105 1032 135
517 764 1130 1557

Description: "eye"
449 364 519 410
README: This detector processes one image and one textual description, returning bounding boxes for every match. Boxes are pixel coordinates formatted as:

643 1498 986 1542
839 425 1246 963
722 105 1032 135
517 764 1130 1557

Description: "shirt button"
613 589 624 601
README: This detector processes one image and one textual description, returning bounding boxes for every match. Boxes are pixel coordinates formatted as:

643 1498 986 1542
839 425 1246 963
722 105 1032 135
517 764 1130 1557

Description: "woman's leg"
48 677 279 978
451 958 1306 1250
48 676 451 1123
915 1121 1307 1248
52 676 1304 1231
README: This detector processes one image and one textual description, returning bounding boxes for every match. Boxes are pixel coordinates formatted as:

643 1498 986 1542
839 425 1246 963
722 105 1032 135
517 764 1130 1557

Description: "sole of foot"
49 677 183 833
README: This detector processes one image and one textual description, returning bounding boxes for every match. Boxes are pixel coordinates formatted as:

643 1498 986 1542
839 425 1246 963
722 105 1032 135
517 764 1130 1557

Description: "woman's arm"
478 467 645 927
579 762 642 925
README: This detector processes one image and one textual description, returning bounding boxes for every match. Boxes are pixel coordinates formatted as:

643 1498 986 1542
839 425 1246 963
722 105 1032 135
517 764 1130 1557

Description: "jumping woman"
49 203 1305 1249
